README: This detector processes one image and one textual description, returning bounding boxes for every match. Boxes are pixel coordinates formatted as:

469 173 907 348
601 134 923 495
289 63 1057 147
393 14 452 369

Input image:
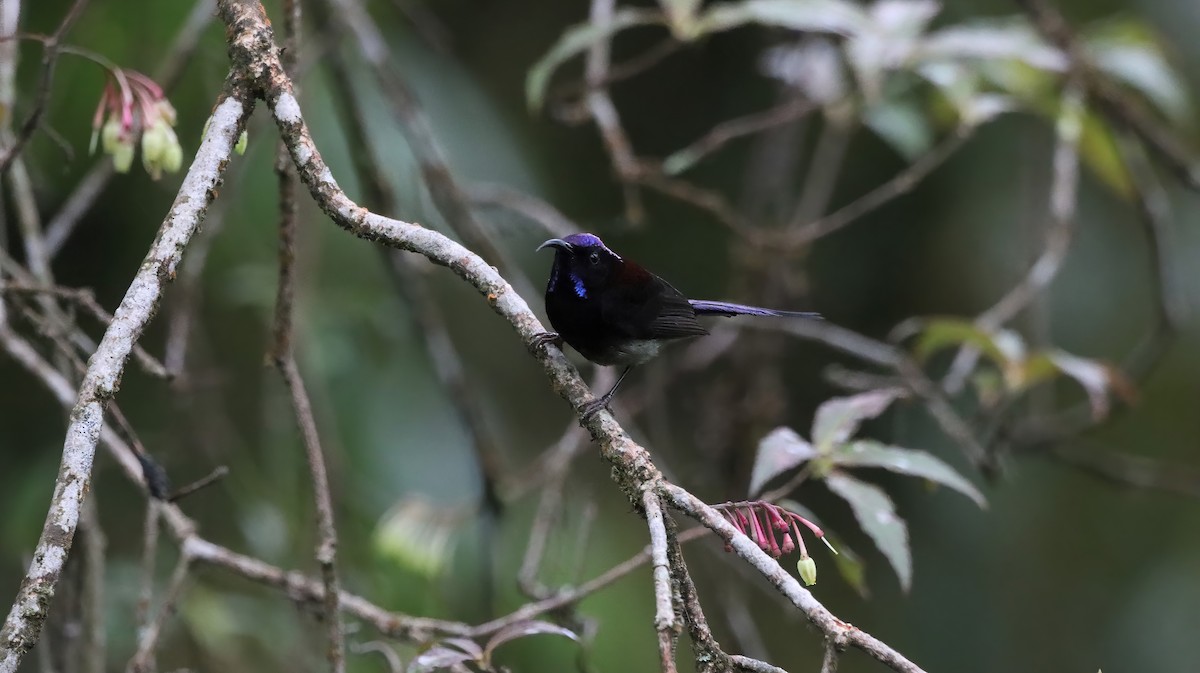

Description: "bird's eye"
588 251 600 265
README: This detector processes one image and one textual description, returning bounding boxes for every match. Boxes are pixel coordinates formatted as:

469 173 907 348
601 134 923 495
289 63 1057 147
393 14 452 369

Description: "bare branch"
0 0 89 173
644 491 678 673
1050 444 1200 498
663 96 816 175
78 499 105 673
785 126 973 246
660 484 926 673
942 79 1084 394
276 358 346 672
466 183 579 238
820 637 842 673
127 555 191 673
0 89 249 673
132 501 159 653
318 0 539 303
731 656 789 673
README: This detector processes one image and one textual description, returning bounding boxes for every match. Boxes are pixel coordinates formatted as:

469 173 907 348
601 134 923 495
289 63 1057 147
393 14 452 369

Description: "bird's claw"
532 331 563 350
580 395 613 422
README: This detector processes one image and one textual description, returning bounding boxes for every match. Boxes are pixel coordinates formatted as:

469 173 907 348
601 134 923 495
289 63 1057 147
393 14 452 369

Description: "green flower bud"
142 123 166 162
101 118 123 155
155 99 177 126
142 122 183 180
797 555 817 587
111 139 134 173
162 135 183 174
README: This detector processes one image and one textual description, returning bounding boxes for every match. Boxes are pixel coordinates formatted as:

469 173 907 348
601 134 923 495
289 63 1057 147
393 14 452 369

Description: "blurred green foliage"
2 1 1199 672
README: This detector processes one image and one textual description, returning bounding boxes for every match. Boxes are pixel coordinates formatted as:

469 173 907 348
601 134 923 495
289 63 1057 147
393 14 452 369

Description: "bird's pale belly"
599 339 664 366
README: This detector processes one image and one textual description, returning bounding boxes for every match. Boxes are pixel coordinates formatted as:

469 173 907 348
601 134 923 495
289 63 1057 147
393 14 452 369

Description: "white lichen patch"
30 546 65 579
274 92 302 124
55 479 83 532
295 142 312 167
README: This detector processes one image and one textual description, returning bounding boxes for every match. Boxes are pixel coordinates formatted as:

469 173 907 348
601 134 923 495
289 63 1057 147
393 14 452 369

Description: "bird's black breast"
545 264 708 366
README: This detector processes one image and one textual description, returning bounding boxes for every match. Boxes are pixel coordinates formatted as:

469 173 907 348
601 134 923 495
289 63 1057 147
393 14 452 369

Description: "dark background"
2 0 1198 671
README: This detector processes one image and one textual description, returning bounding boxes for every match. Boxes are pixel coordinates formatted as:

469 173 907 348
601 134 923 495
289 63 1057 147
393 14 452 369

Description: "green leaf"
1078 110 1134 197
906 317 1011 366
811 389 905 452
825 471 912 591
697 0 867 36
832 440 987 507
525 9 663 111
863 99 934 159
750 427 817 496
1085 20 1192 124
483 620 580 663
919 19 1067 72
1044 350 1133 421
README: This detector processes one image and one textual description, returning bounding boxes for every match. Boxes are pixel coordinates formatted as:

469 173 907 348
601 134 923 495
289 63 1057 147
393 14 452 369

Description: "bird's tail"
688 299 821 319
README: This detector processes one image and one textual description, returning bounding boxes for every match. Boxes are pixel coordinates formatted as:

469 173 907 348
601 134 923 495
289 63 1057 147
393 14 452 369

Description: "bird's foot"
532 331 563 350
580 394 613 422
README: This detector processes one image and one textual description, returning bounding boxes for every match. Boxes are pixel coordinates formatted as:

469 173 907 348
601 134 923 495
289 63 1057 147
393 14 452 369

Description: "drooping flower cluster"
90 69 182 179
715 500 835 586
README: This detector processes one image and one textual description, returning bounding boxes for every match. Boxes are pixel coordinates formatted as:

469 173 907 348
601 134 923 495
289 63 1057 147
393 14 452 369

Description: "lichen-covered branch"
0 88 250 673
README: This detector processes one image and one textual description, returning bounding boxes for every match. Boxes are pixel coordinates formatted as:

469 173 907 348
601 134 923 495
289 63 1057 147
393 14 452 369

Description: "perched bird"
536 233 820 417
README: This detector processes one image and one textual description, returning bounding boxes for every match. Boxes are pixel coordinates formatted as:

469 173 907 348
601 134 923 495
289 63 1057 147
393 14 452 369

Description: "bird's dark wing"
602 265 709 340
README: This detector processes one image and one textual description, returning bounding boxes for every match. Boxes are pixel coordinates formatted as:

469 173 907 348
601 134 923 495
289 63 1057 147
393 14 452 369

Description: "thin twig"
662 96 816 175
320 27 507 608
318 0 539 303
644 491 678 673
276 359 346 672
270 3 345 669
731 655 789 673
0 87 248 673
635 169 755 236
0 320 474 644
942 80 1083 394
787 120 853 231
1050 444 1200 498
667 521 732 673
466 183 578 238
0 0 89 173
133 501 159 646
166 466 229 502
470 526 709 638
820 637 841 673
0 273 170 378
78 498 105 673
584 0 643 222
785 126 972 246
1004 131 1186 449
517 471 566 599
549 37 680 103
661 484 925 673
127 555 191 673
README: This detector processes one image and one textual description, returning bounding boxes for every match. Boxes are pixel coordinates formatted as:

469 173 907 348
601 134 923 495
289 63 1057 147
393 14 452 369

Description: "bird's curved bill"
536 238 572 252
